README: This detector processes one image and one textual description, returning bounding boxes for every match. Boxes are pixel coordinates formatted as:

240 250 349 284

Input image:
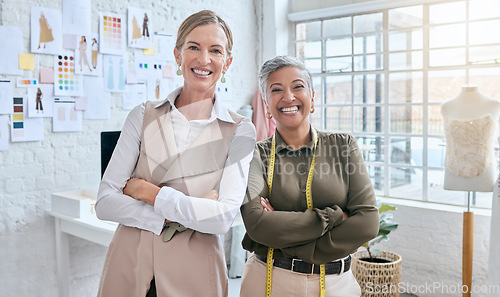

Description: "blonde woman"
96 10 256 297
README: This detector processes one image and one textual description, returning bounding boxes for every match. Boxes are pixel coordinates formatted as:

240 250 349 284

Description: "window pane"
326 75 351 105
312 76 323 104
296 23 306 40
389 166 422 200
428 70 466 103
470 20 500 45
389 5 423 29
354 13 383 33
469 45 500 65
354 34 383 54
429 1 466 24
429 24 466 48
389 29 423 51
354 54 383 71
390 105 423 134
428 137 446 167
353 74 384 104
469 68 500 98
389 72 423 103
296 21 321 40
367 165 384 196
469 0 498 20
326 106 352 131
304 58 322 74
325 57 351 72
326 37 351 56
389 51 423 70
390 137 423 166
324 17 351 37
309 107 324 130
427 169 450 203
428 105 444 135
302 41 322 58
357 136 385 162
354 106 383 133
429 48 466 67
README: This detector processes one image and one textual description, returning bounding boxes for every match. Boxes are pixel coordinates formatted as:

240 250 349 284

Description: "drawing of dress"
36 88 43 113
143 13 149 38
118 58 125 91
108 59 114 90
79 38 92 72
38 12 54 49
92 39 99 69
131 16 141 44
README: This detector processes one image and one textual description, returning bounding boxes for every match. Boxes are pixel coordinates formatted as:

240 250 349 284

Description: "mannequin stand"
463 191 475 297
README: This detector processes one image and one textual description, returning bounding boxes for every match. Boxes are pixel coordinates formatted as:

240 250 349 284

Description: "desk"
47 210 117 297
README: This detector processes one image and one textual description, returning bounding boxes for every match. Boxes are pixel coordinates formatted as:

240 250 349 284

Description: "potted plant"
351 202 402 297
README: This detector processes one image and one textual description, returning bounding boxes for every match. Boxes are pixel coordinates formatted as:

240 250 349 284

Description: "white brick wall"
0 0 258 296
375 202 493 297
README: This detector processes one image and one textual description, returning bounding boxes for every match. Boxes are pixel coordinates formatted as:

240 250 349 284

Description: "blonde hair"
175 10 233 57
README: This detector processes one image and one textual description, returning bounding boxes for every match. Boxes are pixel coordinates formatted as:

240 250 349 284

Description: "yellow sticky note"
143 43 155 56
19 54 35 70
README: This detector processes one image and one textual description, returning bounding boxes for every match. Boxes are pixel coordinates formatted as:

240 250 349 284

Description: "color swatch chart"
54 54 83 96
16 78 38 87
12 96 24 138
102 14 122 51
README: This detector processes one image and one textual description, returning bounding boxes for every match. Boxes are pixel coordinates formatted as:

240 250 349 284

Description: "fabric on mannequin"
440 85 500 192
251 90 276 141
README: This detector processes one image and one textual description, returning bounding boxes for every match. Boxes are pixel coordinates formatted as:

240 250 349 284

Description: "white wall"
376 200 494 297
0 0 258 296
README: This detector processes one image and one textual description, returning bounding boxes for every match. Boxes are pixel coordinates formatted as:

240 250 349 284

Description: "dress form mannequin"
440 85 500 192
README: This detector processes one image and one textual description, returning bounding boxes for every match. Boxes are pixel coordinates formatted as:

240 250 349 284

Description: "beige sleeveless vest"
98 101 243 297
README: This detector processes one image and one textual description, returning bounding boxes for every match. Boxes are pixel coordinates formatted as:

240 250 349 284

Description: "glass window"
293 0 500 208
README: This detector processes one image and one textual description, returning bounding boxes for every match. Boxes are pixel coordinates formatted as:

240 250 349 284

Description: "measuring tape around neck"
265 132 325 297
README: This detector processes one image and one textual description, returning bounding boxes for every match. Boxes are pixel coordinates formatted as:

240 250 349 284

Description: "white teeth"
193 69 210 75
281 106 298 113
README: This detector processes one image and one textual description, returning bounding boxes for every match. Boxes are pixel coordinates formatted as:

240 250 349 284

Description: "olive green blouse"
241 127 379 264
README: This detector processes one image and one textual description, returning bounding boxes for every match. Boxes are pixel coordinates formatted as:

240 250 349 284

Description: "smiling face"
174 23 232 94
265 66 314 133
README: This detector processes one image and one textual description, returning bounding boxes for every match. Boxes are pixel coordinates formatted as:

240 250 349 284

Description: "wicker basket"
351 250 402 297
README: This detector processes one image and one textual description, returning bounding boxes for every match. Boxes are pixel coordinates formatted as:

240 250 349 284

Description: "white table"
47 209 245 297
47 209 117 297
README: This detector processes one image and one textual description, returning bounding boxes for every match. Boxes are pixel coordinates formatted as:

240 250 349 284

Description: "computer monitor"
100 131 121 178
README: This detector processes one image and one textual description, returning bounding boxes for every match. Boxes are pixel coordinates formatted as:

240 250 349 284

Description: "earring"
310 105 315 113
176 65 182 76
221 72 226 83
266 111 272 119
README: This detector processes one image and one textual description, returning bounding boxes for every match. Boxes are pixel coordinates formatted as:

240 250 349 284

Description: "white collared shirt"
96 87 256 235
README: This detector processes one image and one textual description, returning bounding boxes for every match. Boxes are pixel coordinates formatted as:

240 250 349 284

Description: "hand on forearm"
260 197 274 212
123 177 160 205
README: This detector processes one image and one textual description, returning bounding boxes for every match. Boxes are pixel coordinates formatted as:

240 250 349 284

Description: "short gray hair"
258 55 314 101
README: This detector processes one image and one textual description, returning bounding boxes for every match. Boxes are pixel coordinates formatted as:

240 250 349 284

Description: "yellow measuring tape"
265 133 325 297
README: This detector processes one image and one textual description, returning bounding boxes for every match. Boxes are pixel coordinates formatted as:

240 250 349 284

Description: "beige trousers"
97 224 228 297
240 254 361 297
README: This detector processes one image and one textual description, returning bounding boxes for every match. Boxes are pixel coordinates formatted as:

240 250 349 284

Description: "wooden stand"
462 192 474 297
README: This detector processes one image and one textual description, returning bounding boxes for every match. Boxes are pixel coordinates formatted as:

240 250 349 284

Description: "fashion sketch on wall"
75 34 103 76
31 7 62 54
127 7 153 49
27 84 54 117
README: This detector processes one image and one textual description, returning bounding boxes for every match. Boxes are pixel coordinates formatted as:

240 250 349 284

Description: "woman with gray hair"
240 56 379 296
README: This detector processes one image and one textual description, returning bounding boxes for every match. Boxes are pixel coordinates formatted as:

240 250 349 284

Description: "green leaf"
379 204 396 214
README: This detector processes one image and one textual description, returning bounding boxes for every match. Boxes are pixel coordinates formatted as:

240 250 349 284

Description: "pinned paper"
19 54 35 70
162 63 174 78
126 71 138 84
75 96 88 110
143 43 154 55
40 67 54 83
63 34 78 49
